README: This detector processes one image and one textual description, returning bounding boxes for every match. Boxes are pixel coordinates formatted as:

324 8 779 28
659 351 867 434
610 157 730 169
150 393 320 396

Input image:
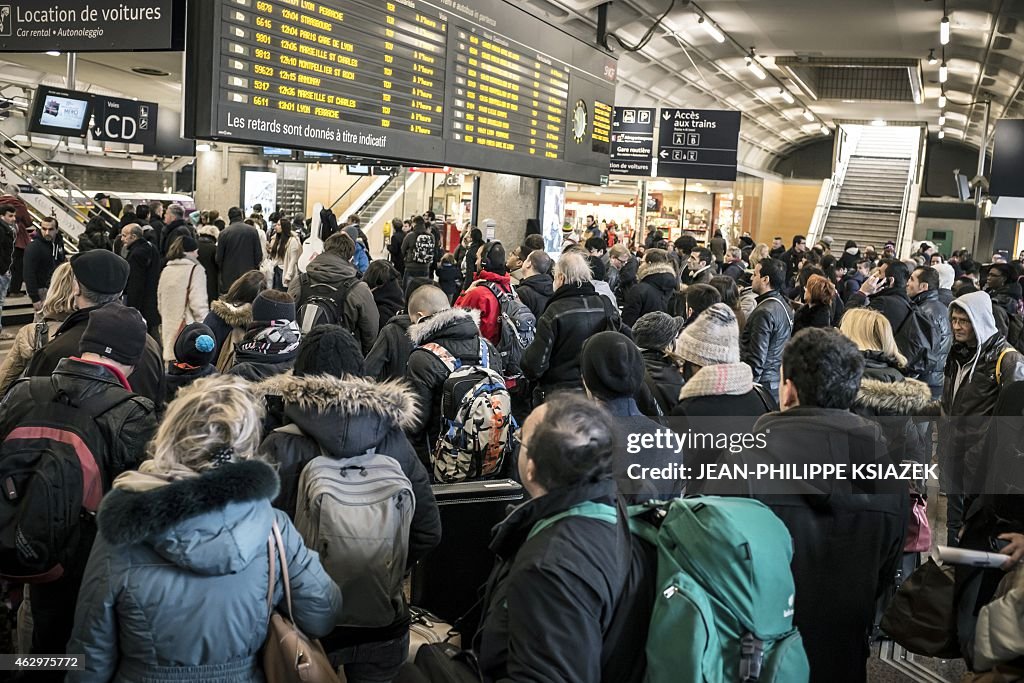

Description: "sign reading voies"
657 108 741 181
0 0 185 52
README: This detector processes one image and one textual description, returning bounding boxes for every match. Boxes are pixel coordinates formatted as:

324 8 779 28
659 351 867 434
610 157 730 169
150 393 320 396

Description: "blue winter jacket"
66 460 342 683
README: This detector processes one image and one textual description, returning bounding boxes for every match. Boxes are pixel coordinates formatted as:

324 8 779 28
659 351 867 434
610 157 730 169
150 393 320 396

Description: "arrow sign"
656 108 741 181
662 111 672 121
659 150 668 159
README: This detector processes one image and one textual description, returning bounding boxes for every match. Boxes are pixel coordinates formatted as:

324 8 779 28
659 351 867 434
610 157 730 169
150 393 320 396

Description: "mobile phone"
990 537 1011 552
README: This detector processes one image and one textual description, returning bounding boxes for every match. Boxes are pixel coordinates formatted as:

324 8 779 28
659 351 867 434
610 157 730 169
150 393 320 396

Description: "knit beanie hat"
174 323 217 368
934 262 955 290
71 249 130 295
294 325 365 378
676 303 740 367
581 331 644 400
633 311 686 351
79 303 147 366
252 290 296 322
180 235 199 253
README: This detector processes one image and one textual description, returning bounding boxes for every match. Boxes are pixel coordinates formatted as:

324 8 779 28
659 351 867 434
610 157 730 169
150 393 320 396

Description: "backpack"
544 497 809 683
288 423 415 629
420 339 514 483
297 273 356 333
413 233 434 265
353 241 369 274
0 377 132 583
479 282 536 377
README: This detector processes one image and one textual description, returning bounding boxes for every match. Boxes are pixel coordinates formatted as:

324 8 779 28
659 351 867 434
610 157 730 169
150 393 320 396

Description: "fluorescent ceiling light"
938 129 945 139
779 89 795 104
196 143 212 152
871 119 887 127
939 115 946 125
939 93 947 108
45 51 61 57
820 125 831 135
802 109 814 122
939 61 948 83
698 16 725 43
940 16 950 45
746 59 766 80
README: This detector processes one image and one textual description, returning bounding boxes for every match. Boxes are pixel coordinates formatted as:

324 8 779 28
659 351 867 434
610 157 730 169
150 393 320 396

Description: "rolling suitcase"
411 479 524 642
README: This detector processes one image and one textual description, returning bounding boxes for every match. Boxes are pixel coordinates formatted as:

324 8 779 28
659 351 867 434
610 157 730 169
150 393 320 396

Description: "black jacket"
478 479 647 683
24 305 166 410
740 290 792 390
988 282 1022 318
846 288 928 377
522 282 627 393
615 256 639 304
257 373 441 647
148 216 166 250
401 227 435 274
781 247 803 285
125 238 161 327
622 262 677 327
23 232 66 302
196 234 220 306
365 314 413 382
164 363 217 403
216 222 263 293
704 408 906 683
853 351 934 468
517 273 554 318
640 348 684 415
792 302 832 335
405 307 502 456
722 260 745 281
371 278 405 334
911 289 952 389
388 230 405 273
0 220 14 273
161 218 193 256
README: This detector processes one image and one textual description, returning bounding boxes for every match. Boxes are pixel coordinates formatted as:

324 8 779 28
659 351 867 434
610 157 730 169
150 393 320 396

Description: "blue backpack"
354 241 369 274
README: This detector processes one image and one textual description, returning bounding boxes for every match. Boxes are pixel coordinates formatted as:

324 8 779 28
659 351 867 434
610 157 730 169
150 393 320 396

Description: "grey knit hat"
633 311 686 351
677 303 740 366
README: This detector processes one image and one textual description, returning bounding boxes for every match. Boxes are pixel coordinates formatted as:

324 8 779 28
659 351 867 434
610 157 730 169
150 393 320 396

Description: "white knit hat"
676 303 740 367
934 262 955 290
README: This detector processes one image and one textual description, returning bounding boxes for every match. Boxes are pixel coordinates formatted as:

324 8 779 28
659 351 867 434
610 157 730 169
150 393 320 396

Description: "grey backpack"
294 446 415 628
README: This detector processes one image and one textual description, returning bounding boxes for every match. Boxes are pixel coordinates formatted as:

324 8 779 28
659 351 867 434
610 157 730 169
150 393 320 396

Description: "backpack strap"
420 342 460 373
996 347 1015 385
478 338 489 369
757 295 793 327
527 501 617 540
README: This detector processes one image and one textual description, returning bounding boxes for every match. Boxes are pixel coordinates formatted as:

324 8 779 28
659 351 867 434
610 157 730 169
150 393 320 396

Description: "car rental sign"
0 0 185 52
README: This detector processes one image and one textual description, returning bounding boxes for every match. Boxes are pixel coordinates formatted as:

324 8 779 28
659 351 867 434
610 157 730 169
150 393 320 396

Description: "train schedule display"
185 0 618 185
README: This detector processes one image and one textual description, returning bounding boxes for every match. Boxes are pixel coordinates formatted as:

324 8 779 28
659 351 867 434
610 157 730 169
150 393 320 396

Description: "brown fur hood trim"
408 307 481 346
210 300 253 328
638 261 679 281
854 378 936 415
257 373 419 430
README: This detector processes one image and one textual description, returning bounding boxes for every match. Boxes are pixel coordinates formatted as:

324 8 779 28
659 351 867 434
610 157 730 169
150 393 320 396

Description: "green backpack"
531 496 809 683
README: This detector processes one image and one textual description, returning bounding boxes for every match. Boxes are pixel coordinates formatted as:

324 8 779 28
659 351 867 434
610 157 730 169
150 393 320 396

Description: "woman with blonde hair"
67 376 341 683
840 307 908 381
0 262 76 395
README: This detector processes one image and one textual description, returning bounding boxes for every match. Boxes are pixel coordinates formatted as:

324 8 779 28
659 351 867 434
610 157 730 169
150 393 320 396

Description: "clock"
572 99 588 143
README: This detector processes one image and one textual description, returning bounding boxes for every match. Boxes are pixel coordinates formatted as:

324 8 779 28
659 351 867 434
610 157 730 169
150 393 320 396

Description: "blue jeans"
332 632 410 683
0 272 10 331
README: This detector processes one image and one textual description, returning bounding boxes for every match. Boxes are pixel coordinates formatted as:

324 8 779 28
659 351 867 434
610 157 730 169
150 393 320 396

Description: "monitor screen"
29 86 93 137
955 173 971 202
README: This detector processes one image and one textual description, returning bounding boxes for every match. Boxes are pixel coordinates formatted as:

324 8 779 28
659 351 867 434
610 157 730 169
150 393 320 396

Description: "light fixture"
779 88 795 104
940 15 950 45
746 48 766 79
196 143 212 152
820 125 831 135
939 93 947 108
698 16 725 43
938 129 945 139
45 51 61 57
871 119 887 127
939 115 946 125
927 48 937 65
939 61 948 83
802 109 814 122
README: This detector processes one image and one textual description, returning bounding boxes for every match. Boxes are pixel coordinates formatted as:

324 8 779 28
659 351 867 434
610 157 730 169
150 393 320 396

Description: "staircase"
357 174 401 223
816 125 923 254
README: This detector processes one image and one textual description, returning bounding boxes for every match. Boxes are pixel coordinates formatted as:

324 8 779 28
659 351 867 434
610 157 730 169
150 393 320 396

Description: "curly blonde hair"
150 375 265 472
41 263 76 319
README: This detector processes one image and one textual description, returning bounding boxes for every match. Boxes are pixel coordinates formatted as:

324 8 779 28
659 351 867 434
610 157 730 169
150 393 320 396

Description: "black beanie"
252 290 296 322
79 304 147 366
581 331 644 400
174 322 217 367
180 235 199 253
71 250 130 295
294 324 365 378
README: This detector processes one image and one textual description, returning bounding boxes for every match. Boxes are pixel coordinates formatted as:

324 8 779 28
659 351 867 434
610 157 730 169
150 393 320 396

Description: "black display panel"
28 86 93 137
185 0 617 185
990 119 1024 199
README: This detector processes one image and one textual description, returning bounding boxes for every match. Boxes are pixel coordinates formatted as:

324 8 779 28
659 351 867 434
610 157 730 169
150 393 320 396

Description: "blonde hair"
748 244 770 267
840 308 907 368
41 263 76 319
150 375 265 473
554 251 593 286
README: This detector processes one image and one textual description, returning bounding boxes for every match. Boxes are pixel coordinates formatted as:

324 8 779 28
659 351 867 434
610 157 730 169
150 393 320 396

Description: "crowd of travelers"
0 195 1023 683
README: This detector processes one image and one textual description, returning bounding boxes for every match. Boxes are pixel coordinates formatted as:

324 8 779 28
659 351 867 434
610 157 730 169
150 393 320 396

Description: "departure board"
185 0 617 185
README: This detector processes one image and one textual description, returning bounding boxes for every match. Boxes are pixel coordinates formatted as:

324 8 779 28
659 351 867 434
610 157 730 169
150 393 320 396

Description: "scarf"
679 362 754 400
236 319 302 358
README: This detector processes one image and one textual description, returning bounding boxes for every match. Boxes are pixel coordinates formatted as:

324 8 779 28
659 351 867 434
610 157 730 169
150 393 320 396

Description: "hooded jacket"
911 289 953 390
365 313 413 382
941 291 1024 491
405 307 502 455
455 270 513 345
704 408 906 683
622 262 678 327
66 461 341 683
257 374 441 646
740 289 792 390
477 479 648 683
614 255 640 304
852 353 936 468
640 348 685 415
205 300 254 371
288 252 379 354
160 217 193 257
517 273 554 319
521 282 626 393
371 277 405 333
23 231 66 302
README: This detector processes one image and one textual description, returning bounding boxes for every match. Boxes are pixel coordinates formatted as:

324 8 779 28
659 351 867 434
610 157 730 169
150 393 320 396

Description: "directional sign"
656 109 741 181
91 96 158 147
610 107 656 176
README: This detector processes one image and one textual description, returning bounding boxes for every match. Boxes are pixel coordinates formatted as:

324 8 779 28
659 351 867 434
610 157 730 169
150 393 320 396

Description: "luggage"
974 565 1024 671
408 606 461 664
296 273 356 333
413 642 481 683
880 557 961 658
411 479 524 640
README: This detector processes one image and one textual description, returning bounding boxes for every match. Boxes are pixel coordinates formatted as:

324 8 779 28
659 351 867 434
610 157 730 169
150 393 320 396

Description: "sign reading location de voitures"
0 0 185 52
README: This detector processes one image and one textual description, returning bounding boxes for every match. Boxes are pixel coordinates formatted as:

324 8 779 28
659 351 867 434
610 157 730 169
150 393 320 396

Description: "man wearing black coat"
516 250 554 318
120 224 161 339
147 200 166 249
196 226 220 305
781 235 807 287
477 394 648 683
740 257 792 397
609 244 638 305
23 216 66 308
622 255 677 327
216 207 264 293
907 265 952 399
160 203 192 256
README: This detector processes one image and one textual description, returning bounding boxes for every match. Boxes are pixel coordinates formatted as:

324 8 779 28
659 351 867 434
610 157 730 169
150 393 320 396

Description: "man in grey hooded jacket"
940 290 1024 544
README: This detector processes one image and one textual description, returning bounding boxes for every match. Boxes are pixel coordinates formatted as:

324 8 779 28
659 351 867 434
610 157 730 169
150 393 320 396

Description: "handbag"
263 520 339 683
413 642 482 683
174 265 198 340
974 566 1024 671
880 557 961 659
904 494 932 553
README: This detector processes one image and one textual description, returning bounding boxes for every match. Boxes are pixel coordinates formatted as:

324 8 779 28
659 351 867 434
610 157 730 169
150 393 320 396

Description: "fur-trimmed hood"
638 261 678 281
408 306 481 346
258 373 419 456
210 299 254 328
98 460 278 575
854 377 936 416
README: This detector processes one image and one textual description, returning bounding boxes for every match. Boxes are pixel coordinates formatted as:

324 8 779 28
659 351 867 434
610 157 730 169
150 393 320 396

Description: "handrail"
328 177 363 212
0 129 121 226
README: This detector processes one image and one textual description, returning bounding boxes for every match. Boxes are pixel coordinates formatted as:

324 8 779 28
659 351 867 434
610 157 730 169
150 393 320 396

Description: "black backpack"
0 377 131 583
297 273 356 333
479 282 536 377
